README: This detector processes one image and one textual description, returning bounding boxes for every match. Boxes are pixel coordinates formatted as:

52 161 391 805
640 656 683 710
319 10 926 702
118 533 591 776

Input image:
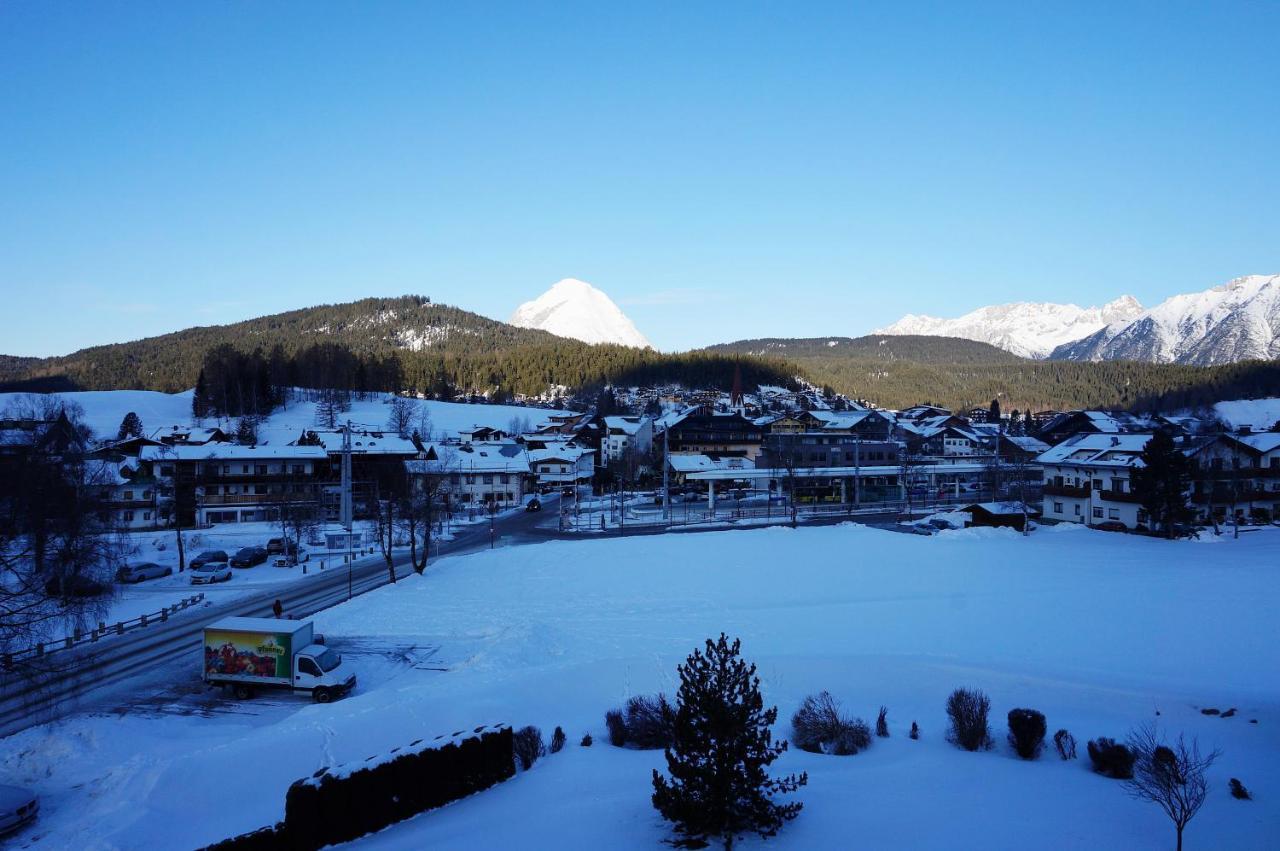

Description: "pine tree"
1131 430 1193 538
116 411 143 441
652 634 807 849
989 398 1001 424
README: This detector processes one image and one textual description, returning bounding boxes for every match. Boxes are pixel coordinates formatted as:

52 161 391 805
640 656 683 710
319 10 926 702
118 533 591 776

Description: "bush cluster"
876 706 890 738
1007 708 1047 760
514 726 546 771
1054 729 1077 760
550 726 566 755
604 694 677 749
946 688 992 751
791 691 872 756
1229 778 1251 800
1087 737 1136 779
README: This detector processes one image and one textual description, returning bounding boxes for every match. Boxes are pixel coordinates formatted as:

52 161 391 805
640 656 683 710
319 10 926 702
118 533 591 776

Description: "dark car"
189 550 229 569
230 546 268 568
266 538 287 555
117 562 173 583
1093 521 1128 533
524 496 541 512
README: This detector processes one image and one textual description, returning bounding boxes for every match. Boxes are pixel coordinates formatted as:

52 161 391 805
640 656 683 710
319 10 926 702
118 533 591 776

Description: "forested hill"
0 296 799 400
706 335 1025 365
702 334 1280 414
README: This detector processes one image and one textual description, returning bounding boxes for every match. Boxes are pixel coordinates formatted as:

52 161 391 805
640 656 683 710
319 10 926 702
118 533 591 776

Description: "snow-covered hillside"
1212 397 1280 431
5 523 1275 849
0 389 565 442
873 297 1142 359
509 278 653 349
1052 274 1280 365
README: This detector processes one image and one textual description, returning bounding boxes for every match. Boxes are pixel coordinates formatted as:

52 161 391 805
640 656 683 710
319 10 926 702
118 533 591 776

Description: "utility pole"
854 434 861 510
341 420 353 601
662 426 670 523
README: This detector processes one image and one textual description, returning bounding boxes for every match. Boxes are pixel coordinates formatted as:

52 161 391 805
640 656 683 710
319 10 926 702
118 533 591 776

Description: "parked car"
189 550 229 569
0 785 38 836
117 562 173 583
190 560 232 584
1092 521 1128 533
266 538 287 555
230 546 268 568
905 524 936 536
274 548 309 567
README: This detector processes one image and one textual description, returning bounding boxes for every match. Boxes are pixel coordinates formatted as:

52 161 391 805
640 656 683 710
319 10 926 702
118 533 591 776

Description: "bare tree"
401 456 453 574
387 395 414 439
766 434 802 527
899 448 925 516
278 490 320 559
152 446 194 572
0 430 121 675
1126 725 1220 851
372 489 400 586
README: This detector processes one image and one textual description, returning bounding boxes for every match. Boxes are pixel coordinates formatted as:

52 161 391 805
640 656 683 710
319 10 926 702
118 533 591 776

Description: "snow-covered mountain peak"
1052 274 1280 365
872 297 1144 359
509 279 653 349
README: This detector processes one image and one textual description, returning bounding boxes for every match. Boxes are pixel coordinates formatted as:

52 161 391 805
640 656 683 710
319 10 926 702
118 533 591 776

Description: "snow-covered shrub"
1229 778 1251 800
876 706 890 738
550 726 566 754
946 688 992 751
605 709 627 746
580 732 593 747
791 691 872 755
1007 708 1047 759
514 726 546 770
1054 729 1077 760
909 721 920 740
624 693 676 749
1087 737 1136 779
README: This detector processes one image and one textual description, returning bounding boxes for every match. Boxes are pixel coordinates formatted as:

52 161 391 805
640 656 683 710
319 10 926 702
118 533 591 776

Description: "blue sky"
2 2 1277 356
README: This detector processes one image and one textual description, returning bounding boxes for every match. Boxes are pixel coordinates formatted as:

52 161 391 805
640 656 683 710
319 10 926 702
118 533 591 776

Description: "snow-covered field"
1 523 1276 850
0 389 567 443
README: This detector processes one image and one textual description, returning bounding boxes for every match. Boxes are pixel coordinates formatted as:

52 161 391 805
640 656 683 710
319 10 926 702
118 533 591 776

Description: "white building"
408 441 534 509
526 441 595 489
601 416 654 465
140 443 327 526
1037 433 1152 529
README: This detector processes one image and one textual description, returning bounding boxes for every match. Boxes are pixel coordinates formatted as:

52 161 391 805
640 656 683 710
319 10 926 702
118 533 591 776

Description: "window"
160 465 173 476
292 464 305 475
482 474 493 484
297 657 321 677
1092 507 1103 519
1108 508 1120 520
255 465 267 475
123 490 134 501
143 512 151 521
1053 502 1063 514
1073 504 1081 515
122 510 135 522
1092 479 1103 490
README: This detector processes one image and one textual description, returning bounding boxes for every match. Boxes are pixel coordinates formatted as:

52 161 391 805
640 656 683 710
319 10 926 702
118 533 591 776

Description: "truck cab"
293 644 356 703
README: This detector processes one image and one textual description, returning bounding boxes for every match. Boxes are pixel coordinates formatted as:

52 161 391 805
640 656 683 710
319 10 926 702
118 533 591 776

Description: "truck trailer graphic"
203 629 293 680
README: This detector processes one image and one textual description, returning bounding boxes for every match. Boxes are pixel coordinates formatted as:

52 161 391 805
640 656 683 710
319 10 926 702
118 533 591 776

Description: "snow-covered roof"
139 444 329 462
1003 435 1050 453
668 454 756 474
963 501 1041 516
298 429 420 455
149 425 226 444
411 442 531 474
1036 433 1151 467
1238 433 1280 454
604 416 649 435
527 444 593 464
83 458 132 487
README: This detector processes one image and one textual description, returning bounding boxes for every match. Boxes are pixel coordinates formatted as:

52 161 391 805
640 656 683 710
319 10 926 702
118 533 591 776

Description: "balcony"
199 472 318 485
1192 487 1280 504
1043 483 1090 498
200 492 318 507
1096 488 1142 504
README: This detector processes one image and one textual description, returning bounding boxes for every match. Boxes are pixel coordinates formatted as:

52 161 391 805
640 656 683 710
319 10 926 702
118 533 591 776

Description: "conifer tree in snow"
1132 430 1192 538
116 411 143 441
651 634 806 849
192 369 209 419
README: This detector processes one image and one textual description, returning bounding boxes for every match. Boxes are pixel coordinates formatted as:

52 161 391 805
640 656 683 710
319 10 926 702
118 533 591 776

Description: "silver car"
189 561 232 584
0 785 38 836
117 562 173 583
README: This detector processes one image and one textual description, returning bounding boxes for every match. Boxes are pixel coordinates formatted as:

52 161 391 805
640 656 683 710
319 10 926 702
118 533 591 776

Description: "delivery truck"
202 616 356 703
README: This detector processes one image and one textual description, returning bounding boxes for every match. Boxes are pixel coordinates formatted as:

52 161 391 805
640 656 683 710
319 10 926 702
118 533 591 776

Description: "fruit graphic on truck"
202 616 355 703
